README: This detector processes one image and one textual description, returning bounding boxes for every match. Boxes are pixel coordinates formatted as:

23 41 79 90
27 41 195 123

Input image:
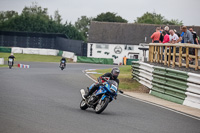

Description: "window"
124 45 134 50
130 54 138 59
96 44 109 49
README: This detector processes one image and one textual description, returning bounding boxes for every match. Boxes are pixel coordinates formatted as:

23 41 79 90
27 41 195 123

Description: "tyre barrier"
132 61 200 109
18 64 30 68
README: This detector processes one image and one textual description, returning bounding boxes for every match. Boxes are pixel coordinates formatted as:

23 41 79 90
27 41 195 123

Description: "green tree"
135 12 183 25
21 2 49 19
93 12 128 23
0 10 18 23
75 16 92 40
54 10 62 24
0 3 85 41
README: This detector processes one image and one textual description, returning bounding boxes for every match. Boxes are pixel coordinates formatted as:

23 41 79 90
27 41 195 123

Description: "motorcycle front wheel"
80 100 88 110
95 97 109 114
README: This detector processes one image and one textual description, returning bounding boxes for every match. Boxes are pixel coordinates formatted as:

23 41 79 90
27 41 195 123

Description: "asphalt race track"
0 62 199 133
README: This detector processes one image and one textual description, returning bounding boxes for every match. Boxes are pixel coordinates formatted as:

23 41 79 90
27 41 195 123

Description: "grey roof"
88 21 200 45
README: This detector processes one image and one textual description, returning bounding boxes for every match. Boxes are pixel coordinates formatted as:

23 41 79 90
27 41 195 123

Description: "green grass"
0 64 8 67
0 53 72 62
89 65 147 92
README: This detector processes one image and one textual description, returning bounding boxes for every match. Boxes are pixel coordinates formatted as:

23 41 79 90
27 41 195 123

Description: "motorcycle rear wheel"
95 97 109 114
80 100 88 110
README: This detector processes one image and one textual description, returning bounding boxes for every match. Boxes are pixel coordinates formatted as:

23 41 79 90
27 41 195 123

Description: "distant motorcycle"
80 78 123 114
60 60 65 70
8 58 13 69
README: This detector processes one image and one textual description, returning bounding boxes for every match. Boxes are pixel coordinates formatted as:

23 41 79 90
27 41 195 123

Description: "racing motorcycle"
60 60 65 70
8 58 13 69
80 78 123 114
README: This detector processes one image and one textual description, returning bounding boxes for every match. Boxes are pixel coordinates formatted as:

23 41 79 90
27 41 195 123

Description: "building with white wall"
87 43 142 64
87 21 152 64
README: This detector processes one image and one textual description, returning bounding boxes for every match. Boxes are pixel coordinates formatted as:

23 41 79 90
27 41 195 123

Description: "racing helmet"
111 67 120 79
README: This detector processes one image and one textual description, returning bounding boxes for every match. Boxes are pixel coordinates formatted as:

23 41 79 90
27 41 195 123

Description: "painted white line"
120 93 200 121
83 69 200 121
86 73 97 82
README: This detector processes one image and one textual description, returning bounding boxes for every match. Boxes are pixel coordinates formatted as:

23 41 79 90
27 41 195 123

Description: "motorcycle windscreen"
110 84 118 93
107 80 118 93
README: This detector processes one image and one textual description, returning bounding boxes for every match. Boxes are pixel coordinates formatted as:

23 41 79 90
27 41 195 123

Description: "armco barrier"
12 47 23 53
77 56 113 65
132 61 200 109
132 61 153 89
11 47 59 56
62 51 74 59
0 58 4 65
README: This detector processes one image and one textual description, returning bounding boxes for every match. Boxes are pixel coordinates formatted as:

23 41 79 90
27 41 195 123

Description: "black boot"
84 85 98 99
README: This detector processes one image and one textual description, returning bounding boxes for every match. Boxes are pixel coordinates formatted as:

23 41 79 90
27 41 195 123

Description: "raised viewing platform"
148 43 200 71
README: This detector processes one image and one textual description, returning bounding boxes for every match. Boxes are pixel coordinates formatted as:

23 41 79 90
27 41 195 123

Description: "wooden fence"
148 43 200 70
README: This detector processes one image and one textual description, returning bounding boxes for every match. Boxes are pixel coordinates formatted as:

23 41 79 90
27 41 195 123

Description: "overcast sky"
0 0 200 26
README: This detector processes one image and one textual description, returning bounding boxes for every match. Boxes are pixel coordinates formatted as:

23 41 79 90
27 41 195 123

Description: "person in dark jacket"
8 53 15 66
84 67 120 99
60 57 66 67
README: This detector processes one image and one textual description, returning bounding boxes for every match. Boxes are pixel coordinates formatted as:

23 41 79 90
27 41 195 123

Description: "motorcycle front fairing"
89 81 118 101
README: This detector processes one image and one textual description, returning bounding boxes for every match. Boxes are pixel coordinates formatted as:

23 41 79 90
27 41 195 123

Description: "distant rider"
8 53 15 66
84 67 120 99
60 57 66 67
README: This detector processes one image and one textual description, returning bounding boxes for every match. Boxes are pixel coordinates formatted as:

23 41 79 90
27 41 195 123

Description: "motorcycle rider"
8 53 15 66
60 57 66 67
84 67 120 99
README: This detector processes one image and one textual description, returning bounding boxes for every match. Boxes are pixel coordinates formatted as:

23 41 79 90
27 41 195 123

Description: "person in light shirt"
169 30 179 44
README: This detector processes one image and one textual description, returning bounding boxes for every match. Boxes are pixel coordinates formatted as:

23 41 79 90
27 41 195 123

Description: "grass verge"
0 53 73 63
88 65 149 92
0 65 8 67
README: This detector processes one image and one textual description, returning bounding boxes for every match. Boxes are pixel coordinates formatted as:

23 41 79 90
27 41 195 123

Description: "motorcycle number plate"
9 59 13 62
111 85 117 92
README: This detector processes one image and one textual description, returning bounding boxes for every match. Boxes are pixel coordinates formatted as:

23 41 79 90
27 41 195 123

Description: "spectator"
162 31 170 61
159 27 164 42
123 56 127 65
181 26 194 64
174 29 180 37
189 28 199 44
169 30 179 43
177 26 185 43
164 26 170 35
151 27 161 43
162 31 169 43
181 26 194 44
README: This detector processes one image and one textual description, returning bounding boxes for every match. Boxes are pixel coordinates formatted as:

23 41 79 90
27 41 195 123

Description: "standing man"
169 30 179 43
181 26 194 64
123 56 127 65
151 27 161 43
181 26 194 44
159 27 164 42
189 28 199 45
